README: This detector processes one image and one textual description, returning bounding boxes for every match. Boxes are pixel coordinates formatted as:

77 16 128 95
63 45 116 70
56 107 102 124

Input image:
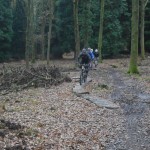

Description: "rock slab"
82 95 119 109
73 84 89 94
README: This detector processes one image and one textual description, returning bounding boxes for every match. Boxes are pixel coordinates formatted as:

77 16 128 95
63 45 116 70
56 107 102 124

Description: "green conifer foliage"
12 0 26 59
145 1 150 52
0 0 13 61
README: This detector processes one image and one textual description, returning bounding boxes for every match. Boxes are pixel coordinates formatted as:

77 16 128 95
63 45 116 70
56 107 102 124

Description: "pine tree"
12 0 26 59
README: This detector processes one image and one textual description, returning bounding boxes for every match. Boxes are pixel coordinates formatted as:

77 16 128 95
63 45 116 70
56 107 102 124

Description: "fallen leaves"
0 57 149 149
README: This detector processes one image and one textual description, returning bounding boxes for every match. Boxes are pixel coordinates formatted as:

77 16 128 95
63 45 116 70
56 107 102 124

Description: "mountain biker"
93 49 99 58
93 49 99 67
78 48 91 72
87 48 95 68
78 48 91 65
88 48 95 60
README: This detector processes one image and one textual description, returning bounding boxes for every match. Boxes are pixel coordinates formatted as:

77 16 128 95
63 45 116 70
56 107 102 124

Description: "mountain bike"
79 64 89 85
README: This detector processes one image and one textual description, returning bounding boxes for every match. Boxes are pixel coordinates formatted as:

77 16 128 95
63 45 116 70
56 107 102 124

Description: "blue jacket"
89 51 95 60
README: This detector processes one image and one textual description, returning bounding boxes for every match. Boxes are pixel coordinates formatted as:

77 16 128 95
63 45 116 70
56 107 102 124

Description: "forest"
0 0 150 64
0 0 150 149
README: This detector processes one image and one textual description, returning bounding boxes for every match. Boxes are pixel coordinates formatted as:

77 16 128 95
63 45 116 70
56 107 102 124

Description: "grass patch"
98 84 109 90
110 64 118 68
24 128 39 137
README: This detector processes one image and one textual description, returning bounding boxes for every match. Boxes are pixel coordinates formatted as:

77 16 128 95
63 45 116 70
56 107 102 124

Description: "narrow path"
106 68 150 150
72 65 150 149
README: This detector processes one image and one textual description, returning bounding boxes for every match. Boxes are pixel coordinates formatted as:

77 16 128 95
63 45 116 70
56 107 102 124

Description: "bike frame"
80 64 89 85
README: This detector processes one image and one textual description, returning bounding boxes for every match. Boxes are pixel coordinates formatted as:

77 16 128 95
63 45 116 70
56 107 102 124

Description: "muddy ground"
0 57 150 150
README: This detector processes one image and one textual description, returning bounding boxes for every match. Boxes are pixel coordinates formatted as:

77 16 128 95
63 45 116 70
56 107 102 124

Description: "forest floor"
0 56 150 150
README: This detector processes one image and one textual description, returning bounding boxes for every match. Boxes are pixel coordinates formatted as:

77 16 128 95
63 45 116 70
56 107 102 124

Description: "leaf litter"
0 57 150 150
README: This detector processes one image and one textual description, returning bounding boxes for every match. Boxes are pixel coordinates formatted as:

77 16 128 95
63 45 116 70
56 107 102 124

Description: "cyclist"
93 49 99 58
78 48 91 72
93 49 99 67
87 48 95 68
88 48 95 60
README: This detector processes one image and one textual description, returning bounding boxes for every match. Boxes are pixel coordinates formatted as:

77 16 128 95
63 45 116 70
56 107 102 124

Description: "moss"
24 128 39 137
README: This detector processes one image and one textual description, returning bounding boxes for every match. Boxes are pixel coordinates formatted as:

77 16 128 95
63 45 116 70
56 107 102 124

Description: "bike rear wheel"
95 60 98 67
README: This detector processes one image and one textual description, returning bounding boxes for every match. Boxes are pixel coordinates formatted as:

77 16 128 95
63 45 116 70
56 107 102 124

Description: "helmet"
87 48 91 52
82 48 86 54
95 49 98 52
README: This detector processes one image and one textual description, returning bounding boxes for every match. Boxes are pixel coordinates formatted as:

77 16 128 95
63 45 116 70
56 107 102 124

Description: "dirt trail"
97 67 150 150
71 61 150 150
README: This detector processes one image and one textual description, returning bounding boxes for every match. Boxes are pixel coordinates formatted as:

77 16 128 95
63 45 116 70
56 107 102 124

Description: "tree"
31 0 35 63
11 0 17 9
47 0 54 65
128 0 139 74
25 0 34 68
140 0 149 59
98 0 105 63
73 0 80 59
41 0 46 60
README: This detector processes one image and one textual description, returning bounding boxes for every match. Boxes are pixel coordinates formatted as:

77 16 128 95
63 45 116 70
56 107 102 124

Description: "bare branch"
145 0 149 7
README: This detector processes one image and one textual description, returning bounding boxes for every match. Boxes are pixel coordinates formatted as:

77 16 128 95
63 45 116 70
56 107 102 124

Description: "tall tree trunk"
73 1 77 58
73 0 80 59
41 17 46 60
41 0 46 60
25 0 30 69
47 19 52 65
31 0 35 63
11 0 17 9
140 0 145 59
47 0 54 65
145 0 149 6
84 1 88 48
128 0 139 74
140 0 149 59
98 0 105 63
25 0 34 68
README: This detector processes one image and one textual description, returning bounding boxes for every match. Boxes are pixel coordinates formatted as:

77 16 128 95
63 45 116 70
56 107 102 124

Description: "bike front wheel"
80 73 84 85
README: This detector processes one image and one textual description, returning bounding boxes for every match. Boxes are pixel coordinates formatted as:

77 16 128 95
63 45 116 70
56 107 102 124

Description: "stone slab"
82 95 119 109
73 85 89 94
72 77 80 79
87 78 92 82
